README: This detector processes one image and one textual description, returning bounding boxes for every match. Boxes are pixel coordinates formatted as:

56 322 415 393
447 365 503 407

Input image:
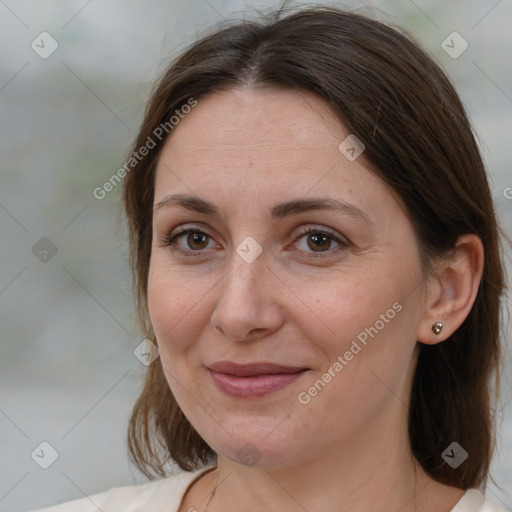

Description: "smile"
207 362 310 398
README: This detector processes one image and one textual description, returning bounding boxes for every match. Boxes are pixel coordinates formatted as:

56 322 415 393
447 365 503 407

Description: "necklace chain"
204 470 218 512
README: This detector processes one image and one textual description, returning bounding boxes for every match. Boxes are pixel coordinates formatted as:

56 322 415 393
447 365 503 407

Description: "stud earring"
432 322 443 335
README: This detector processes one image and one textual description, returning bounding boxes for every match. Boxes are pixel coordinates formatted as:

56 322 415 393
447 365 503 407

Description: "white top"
31 466 506 512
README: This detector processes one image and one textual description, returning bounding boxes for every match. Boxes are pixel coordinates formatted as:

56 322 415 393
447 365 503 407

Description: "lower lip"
208 370 308 398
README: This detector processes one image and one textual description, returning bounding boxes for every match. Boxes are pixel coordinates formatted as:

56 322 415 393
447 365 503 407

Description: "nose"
210 250 285 342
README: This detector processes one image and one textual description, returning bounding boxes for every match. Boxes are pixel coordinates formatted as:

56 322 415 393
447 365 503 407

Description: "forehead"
158 87 341 170
153 87 397 219
162 88 342 166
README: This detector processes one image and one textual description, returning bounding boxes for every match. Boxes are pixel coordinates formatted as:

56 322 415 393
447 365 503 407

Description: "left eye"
295 230 343 253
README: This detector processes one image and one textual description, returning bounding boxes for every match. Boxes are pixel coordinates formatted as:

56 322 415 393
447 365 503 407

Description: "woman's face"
148 88 430 468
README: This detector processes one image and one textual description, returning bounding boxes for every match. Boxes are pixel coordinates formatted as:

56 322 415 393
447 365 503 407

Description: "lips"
208 361 307 377
207 361 309 398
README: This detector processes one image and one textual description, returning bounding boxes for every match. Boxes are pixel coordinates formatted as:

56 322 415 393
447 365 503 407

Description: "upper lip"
208 361 308 377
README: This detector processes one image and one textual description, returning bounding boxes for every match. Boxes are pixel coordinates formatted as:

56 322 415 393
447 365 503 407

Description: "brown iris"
187 232 209 250
307 233 331 252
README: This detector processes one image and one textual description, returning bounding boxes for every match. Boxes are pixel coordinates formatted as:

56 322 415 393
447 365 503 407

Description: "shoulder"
451 489 506 512
30 466 215 512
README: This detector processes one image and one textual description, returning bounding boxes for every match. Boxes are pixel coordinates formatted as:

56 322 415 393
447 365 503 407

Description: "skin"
147 88 484 512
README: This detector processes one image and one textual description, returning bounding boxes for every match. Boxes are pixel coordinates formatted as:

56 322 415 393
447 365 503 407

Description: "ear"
417 234 484 345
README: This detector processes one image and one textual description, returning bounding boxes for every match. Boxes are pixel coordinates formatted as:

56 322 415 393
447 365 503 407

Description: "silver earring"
432 322 443 335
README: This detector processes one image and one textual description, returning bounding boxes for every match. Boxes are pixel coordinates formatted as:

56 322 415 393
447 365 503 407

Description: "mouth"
207 361 310 398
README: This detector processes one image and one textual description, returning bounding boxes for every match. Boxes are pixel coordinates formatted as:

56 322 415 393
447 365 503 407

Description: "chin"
200 418 308 469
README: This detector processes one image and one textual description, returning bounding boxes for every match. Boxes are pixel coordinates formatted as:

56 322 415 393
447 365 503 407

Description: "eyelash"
160 225 350 259
294 226 349 258
160 227 219 258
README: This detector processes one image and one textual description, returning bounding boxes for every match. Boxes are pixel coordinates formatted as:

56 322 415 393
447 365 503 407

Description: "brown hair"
124 6 506 488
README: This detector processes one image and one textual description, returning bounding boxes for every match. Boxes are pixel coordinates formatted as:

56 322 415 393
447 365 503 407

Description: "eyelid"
288 225 350 256
161 223 215 243
160 225 219 253
293 224 349 243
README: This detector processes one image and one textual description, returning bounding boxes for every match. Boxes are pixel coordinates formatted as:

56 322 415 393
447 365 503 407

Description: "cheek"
290 268 399 344
291 264 421 378
295 282 419 431
147 259 208 353
147 263 212 406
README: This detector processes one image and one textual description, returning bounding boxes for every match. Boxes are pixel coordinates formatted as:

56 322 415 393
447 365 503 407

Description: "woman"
33 5 507 512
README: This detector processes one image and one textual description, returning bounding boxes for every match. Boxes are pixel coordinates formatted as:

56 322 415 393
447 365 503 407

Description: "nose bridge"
221 228 267 296
221 246 267 308
211 244 283 340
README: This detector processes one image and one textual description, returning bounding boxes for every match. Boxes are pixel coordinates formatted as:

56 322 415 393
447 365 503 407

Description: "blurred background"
0 0 510 510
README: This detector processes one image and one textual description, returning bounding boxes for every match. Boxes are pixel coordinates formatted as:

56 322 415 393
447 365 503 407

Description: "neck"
206 405 440 512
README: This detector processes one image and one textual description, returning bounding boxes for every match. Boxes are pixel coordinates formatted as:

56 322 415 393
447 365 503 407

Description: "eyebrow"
154 194 372 223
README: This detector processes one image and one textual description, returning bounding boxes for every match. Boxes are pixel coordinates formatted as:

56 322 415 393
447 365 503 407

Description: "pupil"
188 233 207 249
308 234 330 251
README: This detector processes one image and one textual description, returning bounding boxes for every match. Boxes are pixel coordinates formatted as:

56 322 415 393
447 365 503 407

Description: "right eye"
161 226 220 256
